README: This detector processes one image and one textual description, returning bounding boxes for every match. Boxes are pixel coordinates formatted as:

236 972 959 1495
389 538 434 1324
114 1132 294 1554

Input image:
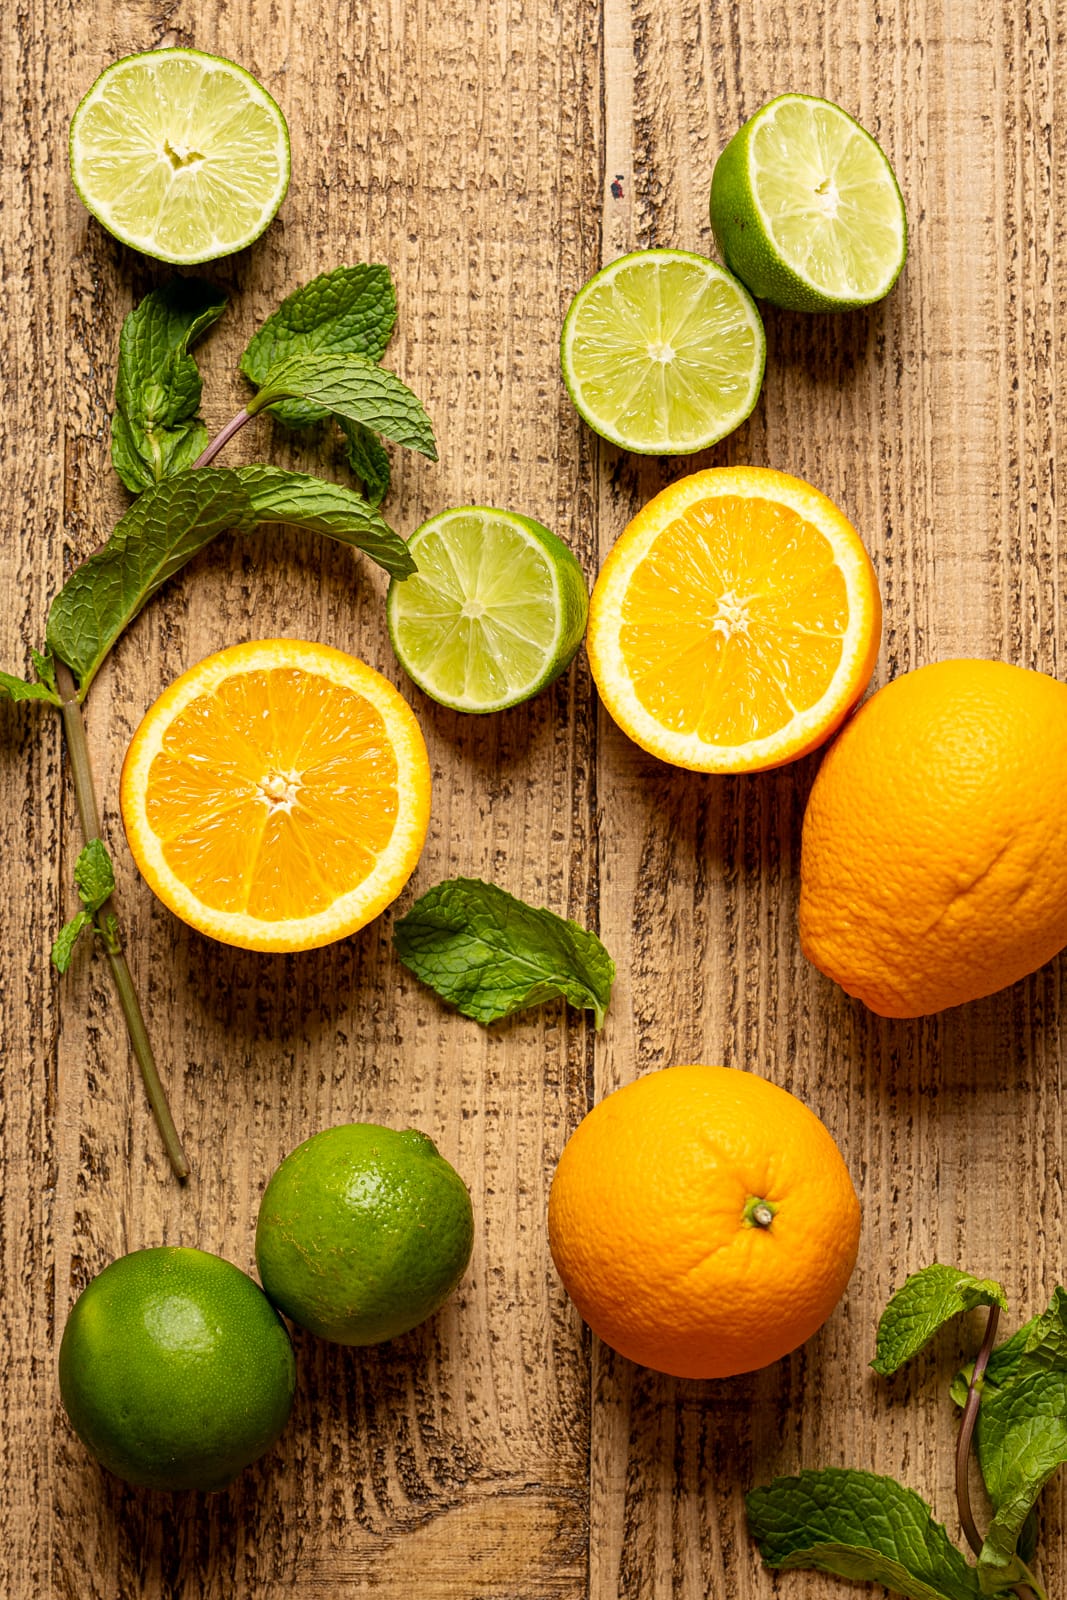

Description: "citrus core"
548 1064 860 1380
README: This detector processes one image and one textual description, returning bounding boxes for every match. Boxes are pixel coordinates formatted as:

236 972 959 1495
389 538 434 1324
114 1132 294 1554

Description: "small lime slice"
69 48 290 265
386 507 589 714
560 248 765 455
710 94 907 312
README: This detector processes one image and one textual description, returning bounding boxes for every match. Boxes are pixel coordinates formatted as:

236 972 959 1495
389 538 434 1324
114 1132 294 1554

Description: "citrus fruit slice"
548 1065 860 1380
586 466 881 773
59 1247 295 1491
386 507 589 713
69 48 290 264
120 639 431 952
560 249 765 454
256 1123 474 1345
710 94 907 312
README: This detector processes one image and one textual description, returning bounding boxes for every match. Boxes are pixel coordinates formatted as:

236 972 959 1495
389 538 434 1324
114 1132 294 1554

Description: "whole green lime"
255 1124 474 1345
58 1246 296 1492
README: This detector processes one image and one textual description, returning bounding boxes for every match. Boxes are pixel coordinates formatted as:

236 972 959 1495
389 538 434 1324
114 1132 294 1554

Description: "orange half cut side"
120 640 431 951
586 466 881 773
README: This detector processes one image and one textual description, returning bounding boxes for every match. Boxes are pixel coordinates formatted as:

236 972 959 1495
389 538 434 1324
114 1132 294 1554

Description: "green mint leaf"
248 352 437 460
393 877 615 1027
0 669 58 704
234 465 415 580
971 1289 1067 1581
46 469 256 695
338 417 391 507
31 647 58 693
951 1320 1037 1409
51 910 93 974
873 1265 1008 1376
240 264 397 428
747 1469 987 1600
111 279 227 492
73 839 115 915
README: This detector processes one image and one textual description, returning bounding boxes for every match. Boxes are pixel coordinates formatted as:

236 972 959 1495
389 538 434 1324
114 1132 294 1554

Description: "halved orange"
120 640 431 952
586 466 881 773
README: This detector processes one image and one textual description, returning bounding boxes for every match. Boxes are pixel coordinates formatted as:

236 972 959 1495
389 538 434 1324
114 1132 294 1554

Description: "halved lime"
560 249 765 455
386 507 589 714
69 49 290 265
710 94 907 312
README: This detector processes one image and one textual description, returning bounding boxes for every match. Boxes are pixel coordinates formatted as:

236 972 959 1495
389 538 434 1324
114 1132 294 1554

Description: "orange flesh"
143 668 399 920
620 495 849 744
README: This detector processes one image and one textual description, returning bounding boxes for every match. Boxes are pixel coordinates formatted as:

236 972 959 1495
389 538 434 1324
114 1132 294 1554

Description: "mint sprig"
4 263 435 1179
394 878 615 1028
748 1266 1053 1600
51 839 117 973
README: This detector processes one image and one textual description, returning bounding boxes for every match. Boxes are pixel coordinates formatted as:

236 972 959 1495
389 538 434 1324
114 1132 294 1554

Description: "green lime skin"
255 1124 475 1345
710 94 907 312
58 1247 296 1492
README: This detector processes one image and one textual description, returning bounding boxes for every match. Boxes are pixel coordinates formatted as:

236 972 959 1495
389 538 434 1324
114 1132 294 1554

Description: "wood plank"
591 1 1066 1597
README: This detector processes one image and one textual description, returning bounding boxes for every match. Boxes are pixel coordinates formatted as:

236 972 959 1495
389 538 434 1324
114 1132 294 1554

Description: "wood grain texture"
0 0 1064 1596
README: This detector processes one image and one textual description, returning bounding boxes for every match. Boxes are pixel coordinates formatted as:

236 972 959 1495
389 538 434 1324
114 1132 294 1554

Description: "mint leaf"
393 878 615 1027
339 418 391 507
951 1321 1037 1409
747 1470 987 1600
240 264 397 428
74 838 115 915
248 352 437 460
971 1290 1067 1581
0 670 58 704
873 1266 1008 1376
111 279 227 492
234 465 415 579
31 647 57 694
51 910 93 974
46 469 256 694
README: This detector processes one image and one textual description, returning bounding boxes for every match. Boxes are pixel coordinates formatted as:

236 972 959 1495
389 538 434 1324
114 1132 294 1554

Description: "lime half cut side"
710 94 907 311
70 49 290 265
560 249 765 455
387 507 589 714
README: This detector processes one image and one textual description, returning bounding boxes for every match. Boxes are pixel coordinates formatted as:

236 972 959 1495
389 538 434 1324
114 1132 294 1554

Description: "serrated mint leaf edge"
0 669 58 705
233 465 415 580
873 1265 1008 1376
248 352 437 460
74 839 116 915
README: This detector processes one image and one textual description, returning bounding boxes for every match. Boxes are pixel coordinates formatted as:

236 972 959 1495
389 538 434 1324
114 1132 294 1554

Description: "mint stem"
956 1303 999 1556
55 660 189 1181
191 407 251 468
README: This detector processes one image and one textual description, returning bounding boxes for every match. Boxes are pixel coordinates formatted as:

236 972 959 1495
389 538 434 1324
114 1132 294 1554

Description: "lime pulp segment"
560 249 765 455
387 508 589 713
69 49 290 264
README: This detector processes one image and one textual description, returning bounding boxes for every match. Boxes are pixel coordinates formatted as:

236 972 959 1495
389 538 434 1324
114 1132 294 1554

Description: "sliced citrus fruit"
69 49 290 265
386 507 589 713
560 249 765 454
586 466 881 773
710 94 907 312
120 640 430 951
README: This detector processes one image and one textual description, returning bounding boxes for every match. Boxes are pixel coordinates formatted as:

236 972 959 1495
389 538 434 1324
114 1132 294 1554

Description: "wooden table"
3 1 1064 1595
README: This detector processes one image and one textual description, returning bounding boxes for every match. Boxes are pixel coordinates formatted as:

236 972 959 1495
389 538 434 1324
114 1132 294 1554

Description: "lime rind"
710 94 907 312
560 249 766 455
387 507 589 714
69 48 290 265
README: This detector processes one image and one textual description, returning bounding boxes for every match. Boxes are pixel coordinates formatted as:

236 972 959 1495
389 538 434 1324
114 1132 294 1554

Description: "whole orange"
800 659 1067 1017
547 1065 860 1380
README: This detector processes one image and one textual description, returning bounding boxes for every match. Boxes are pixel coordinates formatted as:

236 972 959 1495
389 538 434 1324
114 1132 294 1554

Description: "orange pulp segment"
586 466 881 772
120 640 431 951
